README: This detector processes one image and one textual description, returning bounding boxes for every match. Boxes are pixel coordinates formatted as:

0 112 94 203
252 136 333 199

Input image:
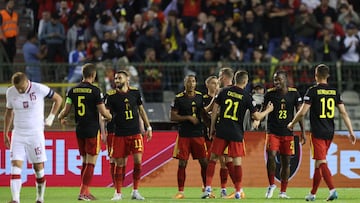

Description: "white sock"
10 178 21 202
36 180 46 201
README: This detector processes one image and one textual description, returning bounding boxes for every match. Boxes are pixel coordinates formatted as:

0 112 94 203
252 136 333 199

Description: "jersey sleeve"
303 88 313 104
38 83 54 99
5 88 12 109
94 87 104 105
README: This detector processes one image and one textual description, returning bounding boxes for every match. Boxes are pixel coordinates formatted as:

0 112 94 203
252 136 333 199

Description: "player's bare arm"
58 102 72 125
338 103 356 144
252 101 274 121
97 103 112 121
138 105 152 142
288 103 310 130
45 92 63 126
209 102 219 139
296 104 306 145
3 108 14 149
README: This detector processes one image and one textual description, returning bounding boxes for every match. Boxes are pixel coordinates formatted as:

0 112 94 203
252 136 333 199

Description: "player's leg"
173 136 190 199
229 141 245 199
131 134 145 200
33 162 46 203
265 134 279 198
191 137 207 191
107 132 115 185
219 155 228 197
10 160 23 203
279 155 290 198
111 136 127 200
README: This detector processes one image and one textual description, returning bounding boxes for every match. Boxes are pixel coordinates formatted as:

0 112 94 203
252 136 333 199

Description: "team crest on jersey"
23 101 29 108
264 136 302 181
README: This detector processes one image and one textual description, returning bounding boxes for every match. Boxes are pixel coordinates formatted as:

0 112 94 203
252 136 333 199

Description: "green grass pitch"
0 187 359 202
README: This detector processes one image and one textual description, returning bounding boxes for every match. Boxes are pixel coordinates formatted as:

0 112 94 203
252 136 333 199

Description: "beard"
116 82 125 89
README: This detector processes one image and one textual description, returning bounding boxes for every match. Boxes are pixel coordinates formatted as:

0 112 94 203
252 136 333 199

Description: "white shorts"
10 132 47 163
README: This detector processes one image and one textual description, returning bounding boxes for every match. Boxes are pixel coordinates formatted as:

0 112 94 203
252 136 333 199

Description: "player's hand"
266 101 274 112
146 129 152 142
287 122 294 130
349 133 356 145
45 113 56 126
300 133 306 145
252 120 260 129
4 134 10 149
60 117 68 125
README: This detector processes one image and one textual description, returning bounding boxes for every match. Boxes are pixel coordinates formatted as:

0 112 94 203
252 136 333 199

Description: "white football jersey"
6 81 54 135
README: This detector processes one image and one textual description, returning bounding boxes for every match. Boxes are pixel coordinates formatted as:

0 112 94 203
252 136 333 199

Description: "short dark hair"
315 64 330 79
219 67 234 79
234 70 248 84
116 70 129 77
82 63 96 78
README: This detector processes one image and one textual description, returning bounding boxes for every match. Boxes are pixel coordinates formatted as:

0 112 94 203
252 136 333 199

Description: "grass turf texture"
0 187 359 202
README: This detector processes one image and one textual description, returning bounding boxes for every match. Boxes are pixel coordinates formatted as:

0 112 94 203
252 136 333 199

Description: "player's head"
234 70 248 86
218 67 234 87
184 74 197 92
115 70 129 89
273 70 288 90
82 63 97 82
205 76 219 92
12 72 29 94
315 64 330 81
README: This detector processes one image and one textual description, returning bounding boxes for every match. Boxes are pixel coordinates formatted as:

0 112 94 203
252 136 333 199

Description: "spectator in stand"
297 45 315 96
101 30 126 62
161 10 185 62
117 56 140 90
241 9 264 62
134 24 161 62
337 2 360 30
141 48 163 102
85 0 106 30
273 36 293 60
57 0 70 33
88 47 104 63
313 0 337 24
219 16 242 53
68 40 87 84
314 26 339 62
264 0 292 56
37 10 51 39
317 15 345 41
191 12 215 62
94 12 117 41
339 21 360 90
222 41 243 69
115 11 129 47
111 0 132 23
66 14 89 53
250 47 267 88
40 12 67 63
205 0 226 22
225 0 243 24
0 0 18 64
127 0 148 22
23 32 47 82
86 35 100 60
144 7 162 42
36 0 55 34
293 3 321 46
126 14 147 60
68 2 86 28
178 0 205 30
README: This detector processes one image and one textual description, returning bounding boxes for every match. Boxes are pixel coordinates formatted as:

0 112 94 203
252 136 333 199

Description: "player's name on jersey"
73 88 92 93
317 89 336 95
227 91 243 99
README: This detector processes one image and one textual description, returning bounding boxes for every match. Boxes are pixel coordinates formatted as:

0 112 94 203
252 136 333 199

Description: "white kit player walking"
3 72 63 203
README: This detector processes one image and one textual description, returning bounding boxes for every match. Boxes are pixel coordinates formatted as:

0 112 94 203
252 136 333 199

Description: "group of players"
3 62 356 202
170 64 356 201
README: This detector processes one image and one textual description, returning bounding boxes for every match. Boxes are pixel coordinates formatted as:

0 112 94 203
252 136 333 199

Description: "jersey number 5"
78 96 85 116
319 97 335 118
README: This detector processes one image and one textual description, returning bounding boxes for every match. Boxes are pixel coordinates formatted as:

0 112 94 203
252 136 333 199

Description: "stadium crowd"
14 0 360 100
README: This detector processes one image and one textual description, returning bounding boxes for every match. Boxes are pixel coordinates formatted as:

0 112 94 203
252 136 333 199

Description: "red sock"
220 168 228 188
311 167 322 195
122 165 126 181
226 161 235 185
234 165 242 192
319 163 334 190
177 166 186 192
110 162 115 185
114 166 124 193
206 160 216 186
268 171 275 186
133 163 141 190
83 163 94 195
36 176 45 184
280 180 288 193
